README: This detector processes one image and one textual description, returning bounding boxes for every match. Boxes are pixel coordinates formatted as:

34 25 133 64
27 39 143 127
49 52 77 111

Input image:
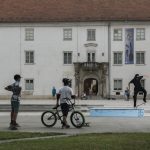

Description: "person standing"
128 74 147 108
5 74 22 130
52 86 56 98
54 78 75 128
124 87 130 101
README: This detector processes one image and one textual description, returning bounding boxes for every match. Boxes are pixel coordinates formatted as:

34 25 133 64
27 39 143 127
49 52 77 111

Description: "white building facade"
110 23 150 98
0 21 150 99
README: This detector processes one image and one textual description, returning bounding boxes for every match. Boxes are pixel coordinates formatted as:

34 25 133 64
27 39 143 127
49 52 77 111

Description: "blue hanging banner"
125 28 134 64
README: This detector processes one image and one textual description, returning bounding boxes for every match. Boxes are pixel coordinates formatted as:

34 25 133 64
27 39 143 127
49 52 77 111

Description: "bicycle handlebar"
53 97 76 110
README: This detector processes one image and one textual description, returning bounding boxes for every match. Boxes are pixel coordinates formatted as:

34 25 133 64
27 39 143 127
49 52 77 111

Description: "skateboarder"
128 74 147 108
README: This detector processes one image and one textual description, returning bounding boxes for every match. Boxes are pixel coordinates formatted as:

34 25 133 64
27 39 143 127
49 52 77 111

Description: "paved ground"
0 112 150 134
0 99 150 134
0 98 149 107
1 99 150 115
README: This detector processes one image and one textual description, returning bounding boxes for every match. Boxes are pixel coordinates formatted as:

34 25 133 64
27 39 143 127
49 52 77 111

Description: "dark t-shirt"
129 76 143 90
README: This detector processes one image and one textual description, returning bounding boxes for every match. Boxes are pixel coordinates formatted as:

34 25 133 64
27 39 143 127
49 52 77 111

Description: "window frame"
113 29 122 41
63 28 72 41
136 51 145 65
87 29 96 41
138 79 145 95
113 79 123 91
63 51 72 65
136 28 145 41
25 50 34 64
25 79 34 91
25 28 34 41
113 52 123 65
87 51 96 62
141 79 145 88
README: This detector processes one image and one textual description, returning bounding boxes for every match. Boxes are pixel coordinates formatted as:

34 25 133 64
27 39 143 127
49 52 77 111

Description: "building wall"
0 23 108 97
0 26 21 96
1 22 149 98
110 23 150 98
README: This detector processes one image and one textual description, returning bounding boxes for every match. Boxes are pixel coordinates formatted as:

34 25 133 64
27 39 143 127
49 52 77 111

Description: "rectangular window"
87 29 96 41
25 79 34 90
87 52 95 62
141 79 145 88
25 28 34 41
63 29 72 40
139 79 145 95
136 28 145 40
114 79 122 90
136 52 145 64
25 51 34 64
63 52 72 64
113 29 122 41
113 52 122 64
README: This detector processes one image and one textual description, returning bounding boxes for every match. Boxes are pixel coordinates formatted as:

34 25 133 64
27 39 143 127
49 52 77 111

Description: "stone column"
74 63 81 97
102 63 108 98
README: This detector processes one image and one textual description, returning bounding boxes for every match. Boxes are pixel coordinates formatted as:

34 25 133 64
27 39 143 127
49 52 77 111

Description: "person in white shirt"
5 74 22 130
55 78 75 128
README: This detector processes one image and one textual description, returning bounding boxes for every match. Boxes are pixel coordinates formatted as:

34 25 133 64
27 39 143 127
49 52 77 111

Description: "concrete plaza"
0 99 150 134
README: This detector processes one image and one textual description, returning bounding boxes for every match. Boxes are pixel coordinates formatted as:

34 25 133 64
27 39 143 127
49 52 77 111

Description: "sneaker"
62 124 70 129
14 123 20 127
65 124 70 128
10 126 18 130
10 122 20 127
9 123 13 129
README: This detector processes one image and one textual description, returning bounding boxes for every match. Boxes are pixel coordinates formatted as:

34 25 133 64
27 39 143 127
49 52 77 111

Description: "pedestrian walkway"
0 98 149 108
0 99 150 134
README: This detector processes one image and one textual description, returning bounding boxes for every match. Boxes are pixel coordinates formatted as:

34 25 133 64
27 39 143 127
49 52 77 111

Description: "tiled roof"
0 0 150 22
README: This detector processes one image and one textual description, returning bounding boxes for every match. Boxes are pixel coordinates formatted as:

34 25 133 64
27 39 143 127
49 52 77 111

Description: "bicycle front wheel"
41 111 57 127
70 111 85 128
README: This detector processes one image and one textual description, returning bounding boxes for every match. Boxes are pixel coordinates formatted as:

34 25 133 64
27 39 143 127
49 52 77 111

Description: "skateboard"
136 102 146 108
84 122 90 127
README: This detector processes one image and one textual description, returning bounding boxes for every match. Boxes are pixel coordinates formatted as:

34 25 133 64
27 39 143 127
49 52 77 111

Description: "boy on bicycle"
55 78 75 128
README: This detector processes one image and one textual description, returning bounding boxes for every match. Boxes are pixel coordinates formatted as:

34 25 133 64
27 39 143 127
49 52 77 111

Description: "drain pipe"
19 23 22 76
108 22 111 99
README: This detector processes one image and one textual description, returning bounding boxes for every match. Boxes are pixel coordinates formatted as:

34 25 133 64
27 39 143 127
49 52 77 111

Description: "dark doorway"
84 78 98 96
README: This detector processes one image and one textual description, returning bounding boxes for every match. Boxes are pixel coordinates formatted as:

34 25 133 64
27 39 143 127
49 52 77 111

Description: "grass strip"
1 133 150 150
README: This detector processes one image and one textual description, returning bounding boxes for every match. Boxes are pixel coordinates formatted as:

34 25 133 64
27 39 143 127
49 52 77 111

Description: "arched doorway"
84 78 98 96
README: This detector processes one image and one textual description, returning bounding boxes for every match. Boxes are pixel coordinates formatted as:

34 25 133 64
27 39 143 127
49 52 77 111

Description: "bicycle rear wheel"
70 111 85 128
41 111 57 127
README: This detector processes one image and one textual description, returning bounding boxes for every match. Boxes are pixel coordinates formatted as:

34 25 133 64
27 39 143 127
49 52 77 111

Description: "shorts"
61 103 69 117
11 101 20 113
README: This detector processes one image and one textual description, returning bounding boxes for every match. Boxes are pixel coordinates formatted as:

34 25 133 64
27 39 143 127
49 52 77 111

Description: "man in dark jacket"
129 74 147 108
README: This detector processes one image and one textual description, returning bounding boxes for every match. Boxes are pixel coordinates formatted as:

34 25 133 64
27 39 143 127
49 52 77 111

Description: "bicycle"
41 98 85 128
